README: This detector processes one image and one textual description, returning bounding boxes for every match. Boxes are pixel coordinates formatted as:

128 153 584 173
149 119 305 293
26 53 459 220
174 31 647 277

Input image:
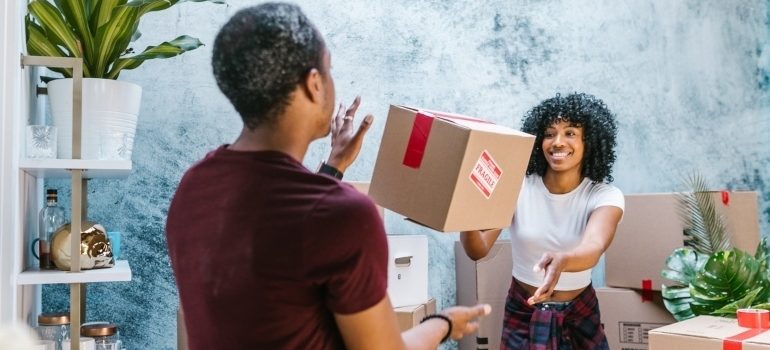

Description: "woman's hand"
527 251 568 305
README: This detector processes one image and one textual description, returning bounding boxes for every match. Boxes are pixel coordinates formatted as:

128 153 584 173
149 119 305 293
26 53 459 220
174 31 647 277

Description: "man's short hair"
212 2 326 129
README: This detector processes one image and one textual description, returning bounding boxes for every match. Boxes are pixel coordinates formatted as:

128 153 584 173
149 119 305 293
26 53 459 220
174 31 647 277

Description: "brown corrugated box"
649 315 770 349
394 298 436 332
455 240 512 350
605 191 760 291
596 287 676 350
370 105 534 232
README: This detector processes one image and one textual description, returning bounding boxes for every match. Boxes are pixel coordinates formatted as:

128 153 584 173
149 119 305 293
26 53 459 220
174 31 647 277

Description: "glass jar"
62 337 95 350
81 323 121 350
35 312 70 350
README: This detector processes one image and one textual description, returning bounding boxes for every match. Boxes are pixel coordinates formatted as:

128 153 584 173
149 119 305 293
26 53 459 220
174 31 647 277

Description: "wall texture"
43 1 770 349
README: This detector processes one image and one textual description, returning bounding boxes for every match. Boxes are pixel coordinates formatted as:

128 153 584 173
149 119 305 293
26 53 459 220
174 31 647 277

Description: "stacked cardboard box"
394 298 437 331
602 191 760 349
455 240 512 350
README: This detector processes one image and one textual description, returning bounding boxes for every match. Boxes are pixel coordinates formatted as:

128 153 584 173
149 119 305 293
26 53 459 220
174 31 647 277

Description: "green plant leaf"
91 0 127 32
26 16 72 77
662 285 696 321
689 249 770 316
26 0 223 78
28 0 82 58
676 173 731 255
661 247 709 286
53 0 94 62
710 287 764 317
106 35 203 79
755 237 770 271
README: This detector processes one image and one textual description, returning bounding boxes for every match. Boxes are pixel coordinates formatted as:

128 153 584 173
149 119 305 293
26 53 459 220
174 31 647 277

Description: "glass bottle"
81 323 121 350
39 188 66 269
35 312 70 350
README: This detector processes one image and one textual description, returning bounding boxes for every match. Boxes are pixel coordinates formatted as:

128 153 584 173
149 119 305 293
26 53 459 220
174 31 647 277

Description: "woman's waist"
515 278 586 302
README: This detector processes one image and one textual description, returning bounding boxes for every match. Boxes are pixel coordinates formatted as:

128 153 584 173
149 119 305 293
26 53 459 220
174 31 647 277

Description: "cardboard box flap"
398 105 526 135
651 315 770 345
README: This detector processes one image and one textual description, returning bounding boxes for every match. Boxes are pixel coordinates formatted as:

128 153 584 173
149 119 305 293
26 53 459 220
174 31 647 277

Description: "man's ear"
302 68 323 103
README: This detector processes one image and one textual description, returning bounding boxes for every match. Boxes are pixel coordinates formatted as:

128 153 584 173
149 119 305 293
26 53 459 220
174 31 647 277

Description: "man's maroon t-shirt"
166 146 388 350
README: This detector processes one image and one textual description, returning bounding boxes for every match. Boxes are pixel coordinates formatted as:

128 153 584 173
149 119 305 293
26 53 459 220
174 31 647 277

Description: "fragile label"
469 150 502 199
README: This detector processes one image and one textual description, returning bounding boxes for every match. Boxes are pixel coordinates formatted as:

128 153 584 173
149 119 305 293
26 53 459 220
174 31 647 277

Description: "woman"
461 93 624 349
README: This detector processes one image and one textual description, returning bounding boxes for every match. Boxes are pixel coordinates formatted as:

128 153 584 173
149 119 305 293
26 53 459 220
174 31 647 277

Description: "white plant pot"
47 78 142 160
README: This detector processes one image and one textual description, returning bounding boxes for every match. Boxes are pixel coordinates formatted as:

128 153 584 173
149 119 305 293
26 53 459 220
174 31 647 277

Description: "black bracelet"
420 314 452 343
317 162 343 180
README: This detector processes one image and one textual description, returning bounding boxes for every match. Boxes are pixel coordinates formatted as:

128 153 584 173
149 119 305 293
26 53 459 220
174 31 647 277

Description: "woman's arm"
460 228 504 260
528 205 623 304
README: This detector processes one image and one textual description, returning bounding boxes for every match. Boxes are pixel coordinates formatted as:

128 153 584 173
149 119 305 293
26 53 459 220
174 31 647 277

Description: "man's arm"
324 96 373 174
335 295 490 350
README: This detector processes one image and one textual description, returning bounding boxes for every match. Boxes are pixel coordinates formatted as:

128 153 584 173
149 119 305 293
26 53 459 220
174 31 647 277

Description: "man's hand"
441 304 492 340
527 252 567 305
327 96 373 173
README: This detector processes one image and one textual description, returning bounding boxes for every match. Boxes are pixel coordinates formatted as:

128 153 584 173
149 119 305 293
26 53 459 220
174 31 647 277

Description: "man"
166 3 489 350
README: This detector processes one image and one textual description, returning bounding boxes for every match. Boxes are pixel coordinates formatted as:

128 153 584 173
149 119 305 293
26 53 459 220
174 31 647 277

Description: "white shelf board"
20 158 132 179
16 260 132 285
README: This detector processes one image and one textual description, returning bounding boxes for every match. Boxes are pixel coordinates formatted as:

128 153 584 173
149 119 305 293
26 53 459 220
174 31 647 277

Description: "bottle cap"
81 323 118 337
38 312 70 325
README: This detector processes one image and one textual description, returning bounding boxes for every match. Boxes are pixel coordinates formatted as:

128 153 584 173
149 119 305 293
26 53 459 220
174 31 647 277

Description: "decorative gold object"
50 221 114 271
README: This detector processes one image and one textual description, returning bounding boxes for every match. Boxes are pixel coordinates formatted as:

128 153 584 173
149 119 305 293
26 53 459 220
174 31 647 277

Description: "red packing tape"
402 112 434 169
723 309 770 350
641 279 653 302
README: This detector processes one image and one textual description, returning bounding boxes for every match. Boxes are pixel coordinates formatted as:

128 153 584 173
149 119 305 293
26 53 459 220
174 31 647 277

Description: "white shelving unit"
14 55 134 350
20 158 132 179
16 260 132 285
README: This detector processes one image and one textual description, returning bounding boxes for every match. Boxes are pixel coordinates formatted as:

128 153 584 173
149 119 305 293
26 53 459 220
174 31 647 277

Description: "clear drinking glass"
26 125 57 159
98 132 133 161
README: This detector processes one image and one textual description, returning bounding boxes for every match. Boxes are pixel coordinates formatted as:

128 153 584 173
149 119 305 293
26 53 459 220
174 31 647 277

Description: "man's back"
167 146 387 350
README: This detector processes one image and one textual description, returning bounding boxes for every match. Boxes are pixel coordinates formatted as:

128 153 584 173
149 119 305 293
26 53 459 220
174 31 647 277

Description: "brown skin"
229 48 491 350
461 121 623 305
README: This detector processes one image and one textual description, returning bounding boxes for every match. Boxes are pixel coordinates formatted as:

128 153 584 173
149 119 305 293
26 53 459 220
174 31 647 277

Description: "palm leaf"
106 35 203 79
676 173 731 255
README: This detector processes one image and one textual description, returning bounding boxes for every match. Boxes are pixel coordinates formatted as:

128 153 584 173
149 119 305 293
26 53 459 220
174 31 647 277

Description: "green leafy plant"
675 173 731 255
26 0 224 80
661 173 769 321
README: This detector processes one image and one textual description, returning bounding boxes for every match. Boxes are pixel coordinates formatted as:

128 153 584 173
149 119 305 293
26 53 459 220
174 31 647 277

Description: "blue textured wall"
43 1 770 349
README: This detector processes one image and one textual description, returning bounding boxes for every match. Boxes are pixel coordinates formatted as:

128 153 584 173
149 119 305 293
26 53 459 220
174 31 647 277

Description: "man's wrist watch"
318 161 344 180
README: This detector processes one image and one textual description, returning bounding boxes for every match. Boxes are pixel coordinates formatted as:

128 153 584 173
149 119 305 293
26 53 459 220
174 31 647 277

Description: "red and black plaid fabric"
500 278 608 350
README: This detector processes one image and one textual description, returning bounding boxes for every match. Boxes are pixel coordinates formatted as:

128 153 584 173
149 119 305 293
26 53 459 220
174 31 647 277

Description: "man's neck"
229 123 310 163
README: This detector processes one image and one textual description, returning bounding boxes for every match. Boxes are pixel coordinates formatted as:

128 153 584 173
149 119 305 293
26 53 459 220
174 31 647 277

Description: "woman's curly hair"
520 93 618 183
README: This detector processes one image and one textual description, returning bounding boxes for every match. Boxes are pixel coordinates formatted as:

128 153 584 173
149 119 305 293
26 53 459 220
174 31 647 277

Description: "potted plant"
661 174 770 321
25 0 224 159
